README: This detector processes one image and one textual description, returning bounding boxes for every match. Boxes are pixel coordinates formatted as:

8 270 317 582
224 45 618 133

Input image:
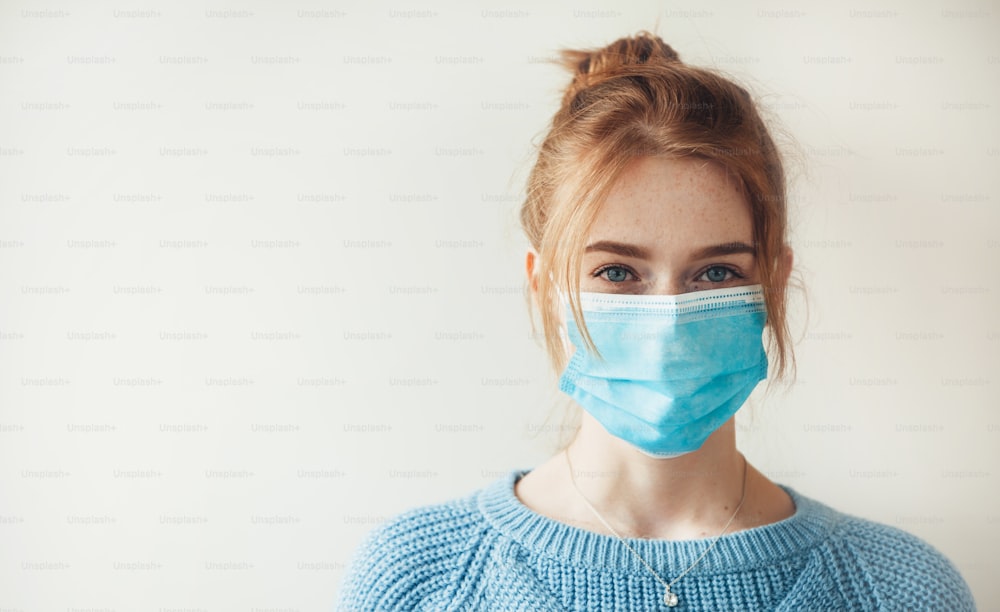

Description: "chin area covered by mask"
557 284 768 458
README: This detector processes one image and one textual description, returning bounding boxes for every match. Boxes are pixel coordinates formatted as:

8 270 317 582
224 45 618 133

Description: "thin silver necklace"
565 449 749 608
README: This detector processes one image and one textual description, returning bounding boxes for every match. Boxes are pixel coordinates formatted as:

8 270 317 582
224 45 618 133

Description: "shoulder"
818 501 976 611
335 486 490 612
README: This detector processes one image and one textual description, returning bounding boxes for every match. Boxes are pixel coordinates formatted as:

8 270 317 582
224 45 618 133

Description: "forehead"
587 156 753 250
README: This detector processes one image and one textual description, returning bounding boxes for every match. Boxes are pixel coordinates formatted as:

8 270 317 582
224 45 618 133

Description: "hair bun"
558 31 680 105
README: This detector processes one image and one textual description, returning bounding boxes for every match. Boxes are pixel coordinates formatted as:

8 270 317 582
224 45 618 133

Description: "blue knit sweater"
336 469 975 611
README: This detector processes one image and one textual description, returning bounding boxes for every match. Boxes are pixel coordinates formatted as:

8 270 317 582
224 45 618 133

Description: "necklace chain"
564 449 748 608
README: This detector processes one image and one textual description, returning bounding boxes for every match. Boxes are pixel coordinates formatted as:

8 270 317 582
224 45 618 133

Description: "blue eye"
702 266 737 283
595 265 633 283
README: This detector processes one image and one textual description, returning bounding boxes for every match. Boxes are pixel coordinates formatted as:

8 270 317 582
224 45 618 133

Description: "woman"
336 32 975 611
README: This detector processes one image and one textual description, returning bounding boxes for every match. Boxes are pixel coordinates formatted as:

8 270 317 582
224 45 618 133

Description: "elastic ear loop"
550 273 574 358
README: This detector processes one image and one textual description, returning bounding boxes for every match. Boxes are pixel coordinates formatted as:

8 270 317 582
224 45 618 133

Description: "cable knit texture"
335 469 975 611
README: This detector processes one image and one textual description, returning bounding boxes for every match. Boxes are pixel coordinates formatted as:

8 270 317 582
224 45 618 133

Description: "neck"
564 412 748 540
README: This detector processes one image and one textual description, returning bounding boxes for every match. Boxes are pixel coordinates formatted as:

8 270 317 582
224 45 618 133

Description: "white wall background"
0 0 997 610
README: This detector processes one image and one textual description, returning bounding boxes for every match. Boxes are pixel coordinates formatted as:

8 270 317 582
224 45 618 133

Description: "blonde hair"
520 32 795 399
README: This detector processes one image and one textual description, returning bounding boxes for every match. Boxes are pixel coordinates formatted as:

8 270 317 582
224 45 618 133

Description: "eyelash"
591 264 745 283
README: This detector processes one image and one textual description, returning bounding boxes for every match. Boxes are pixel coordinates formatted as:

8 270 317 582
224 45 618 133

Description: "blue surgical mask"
557 284 768 458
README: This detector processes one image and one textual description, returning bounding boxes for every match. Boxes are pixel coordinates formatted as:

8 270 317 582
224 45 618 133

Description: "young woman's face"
580 156 758 296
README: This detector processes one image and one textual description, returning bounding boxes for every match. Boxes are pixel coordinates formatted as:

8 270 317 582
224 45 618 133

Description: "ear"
525 248 539 295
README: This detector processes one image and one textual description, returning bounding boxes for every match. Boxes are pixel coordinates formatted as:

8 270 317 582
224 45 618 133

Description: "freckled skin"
582 156 758 296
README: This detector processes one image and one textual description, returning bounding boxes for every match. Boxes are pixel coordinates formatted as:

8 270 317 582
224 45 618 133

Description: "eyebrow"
584 240 651 259
584 240 755 260
691 241 756 259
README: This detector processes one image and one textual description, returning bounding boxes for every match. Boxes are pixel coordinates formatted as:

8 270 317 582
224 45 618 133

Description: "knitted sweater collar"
477 469 840 575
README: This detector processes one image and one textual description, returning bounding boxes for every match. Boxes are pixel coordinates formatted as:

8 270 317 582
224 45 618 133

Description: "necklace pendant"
664 587 679 607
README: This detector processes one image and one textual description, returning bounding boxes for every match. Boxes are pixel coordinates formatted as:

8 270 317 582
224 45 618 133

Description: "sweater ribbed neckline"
477 469 839 575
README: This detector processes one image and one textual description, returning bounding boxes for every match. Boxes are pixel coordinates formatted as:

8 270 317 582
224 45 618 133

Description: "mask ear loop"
550 272 574 358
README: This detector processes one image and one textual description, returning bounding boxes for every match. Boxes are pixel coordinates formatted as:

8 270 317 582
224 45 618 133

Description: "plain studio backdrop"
0 0 997 609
